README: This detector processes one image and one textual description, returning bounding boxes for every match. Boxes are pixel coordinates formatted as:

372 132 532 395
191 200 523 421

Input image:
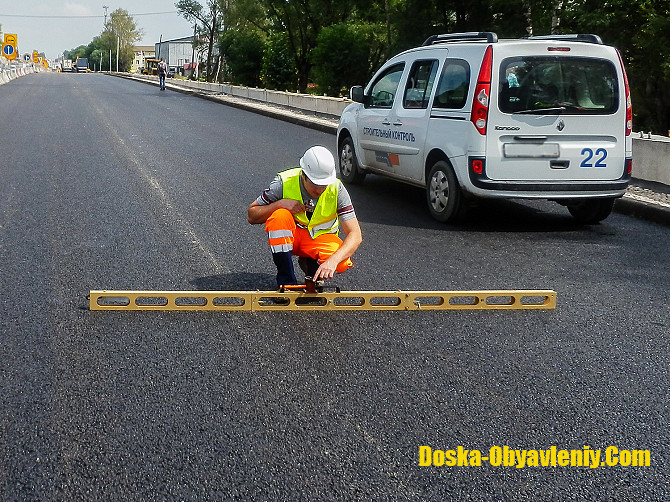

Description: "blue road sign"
2 44 16 57
23 53 31 62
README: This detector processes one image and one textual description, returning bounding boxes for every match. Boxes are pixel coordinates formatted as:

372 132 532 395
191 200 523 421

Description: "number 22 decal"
580 148 608 168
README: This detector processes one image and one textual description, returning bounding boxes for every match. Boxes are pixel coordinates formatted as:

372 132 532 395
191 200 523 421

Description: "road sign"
23 53 31 62
2 44 17 60
32 51 39 64
4 34 17 45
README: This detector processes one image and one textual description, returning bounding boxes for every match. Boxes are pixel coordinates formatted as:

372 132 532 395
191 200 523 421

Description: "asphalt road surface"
1 72 668 501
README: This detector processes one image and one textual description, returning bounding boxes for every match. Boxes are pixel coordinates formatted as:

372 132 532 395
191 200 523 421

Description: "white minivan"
337 32 633 223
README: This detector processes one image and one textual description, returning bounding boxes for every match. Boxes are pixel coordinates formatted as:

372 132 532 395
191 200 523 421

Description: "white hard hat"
299 146 337 186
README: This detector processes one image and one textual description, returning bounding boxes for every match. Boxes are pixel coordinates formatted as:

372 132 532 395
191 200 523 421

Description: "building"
131 46 155 73
154 36 198 77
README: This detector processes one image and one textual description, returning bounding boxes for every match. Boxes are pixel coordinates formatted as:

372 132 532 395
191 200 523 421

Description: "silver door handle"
382 119 391 125
393 120 403 126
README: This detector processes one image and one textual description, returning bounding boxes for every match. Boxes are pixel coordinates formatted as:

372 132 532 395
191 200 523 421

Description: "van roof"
421 32 603 47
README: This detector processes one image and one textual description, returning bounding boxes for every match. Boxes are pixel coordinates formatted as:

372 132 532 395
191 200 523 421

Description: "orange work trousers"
265 208 353 273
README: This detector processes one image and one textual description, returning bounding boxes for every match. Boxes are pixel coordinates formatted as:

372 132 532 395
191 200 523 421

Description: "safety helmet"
299 146 337 186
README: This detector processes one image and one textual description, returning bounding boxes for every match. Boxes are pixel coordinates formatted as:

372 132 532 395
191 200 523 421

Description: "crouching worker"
247 146 362 288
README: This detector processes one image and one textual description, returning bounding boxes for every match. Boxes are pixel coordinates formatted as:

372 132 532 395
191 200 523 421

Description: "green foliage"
219 30 264 86
261 32 297 91
311 22 386 96
64 0 670 132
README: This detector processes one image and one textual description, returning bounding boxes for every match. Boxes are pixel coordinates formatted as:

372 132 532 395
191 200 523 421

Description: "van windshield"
498 56 619 115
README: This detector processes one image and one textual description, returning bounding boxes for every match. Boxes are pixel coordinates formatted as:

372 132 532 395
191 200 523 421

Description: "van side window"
433 60 470 109
403 60 438 109
368 63 405 108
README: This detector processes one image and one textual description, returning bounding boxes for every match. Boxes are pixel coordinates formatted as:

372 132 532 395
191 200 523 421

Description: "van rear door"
486 43 627 183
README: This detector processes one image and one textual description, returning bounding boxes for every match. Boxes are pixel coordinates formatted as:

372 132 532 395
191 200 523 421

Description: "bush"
261 32 297 91
311 22 386 96
220 30 264 87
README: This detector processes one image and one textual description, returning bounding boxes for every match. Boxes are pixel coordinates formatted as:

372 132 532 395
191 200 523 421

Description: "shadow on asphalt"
345 177 598 233
190 272 276 291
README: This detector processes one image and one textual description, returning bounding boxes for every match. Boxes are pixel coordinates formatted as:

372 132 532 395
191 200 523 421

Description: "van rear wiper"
513 104 584 115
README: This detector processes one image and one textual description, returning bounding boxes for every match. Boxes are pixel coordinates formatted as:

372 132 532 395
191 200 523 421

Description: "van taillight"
625 159 632 175
469 158 486 176
617 50 633 136
470 46 493 135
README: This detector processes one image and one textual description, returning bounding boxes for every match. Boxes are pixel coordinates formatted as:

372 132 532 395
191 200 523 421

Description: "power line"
0 11 177 19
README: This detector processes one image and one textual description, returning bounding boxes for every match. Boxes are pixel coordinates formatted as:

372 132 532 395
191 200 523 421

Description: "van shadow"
345 177 585 233
190 272 276 291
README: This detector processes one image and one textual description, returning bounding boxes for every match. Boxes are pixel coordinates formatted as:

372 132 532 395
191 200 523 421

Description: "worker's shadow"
190 272 275 291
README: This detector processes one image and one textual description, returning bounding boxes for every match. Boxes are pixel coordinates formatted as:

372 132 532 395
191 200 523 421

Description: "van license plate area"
503 143 559 158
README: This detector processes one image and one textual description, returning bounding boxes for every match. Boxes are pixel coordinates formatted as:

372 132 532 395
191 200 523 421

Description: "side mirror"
350 86 366 103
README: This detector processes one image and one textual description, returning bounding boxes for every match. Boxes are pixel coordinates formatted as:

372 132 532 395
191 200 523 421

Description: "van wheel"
339 137 366 184
567 198 615 224
426 161 466 223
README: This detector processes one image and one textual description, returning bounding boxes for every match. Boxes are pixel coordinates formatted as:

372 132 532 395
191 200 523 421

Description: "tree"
261 31 297 91
260 0 362 93
219 29 264 86
176 0 223 82
311 22 386 95
98 9 143 72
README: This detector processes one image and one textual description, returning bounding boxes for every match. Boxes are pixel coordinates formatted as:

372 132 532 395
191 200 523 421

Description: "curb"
114 73 339 134
615 196 670 227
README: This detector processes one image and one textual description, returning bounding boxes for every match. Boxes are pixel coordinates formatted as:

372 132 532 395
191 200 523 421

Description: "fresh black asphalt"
1 73 668 501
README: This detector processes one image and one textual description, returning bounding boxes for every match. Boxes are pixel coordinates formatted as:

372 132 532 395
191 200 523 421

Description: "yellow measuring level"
89 289 556 311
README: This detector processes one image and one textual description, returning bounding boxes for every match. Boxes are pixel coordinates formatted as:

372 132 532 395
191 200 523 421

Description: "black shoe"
298 256 319 277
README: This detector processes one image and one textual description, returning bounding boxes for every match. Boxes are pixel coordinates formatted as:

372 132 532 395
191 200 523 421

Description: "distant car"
167 67 176 78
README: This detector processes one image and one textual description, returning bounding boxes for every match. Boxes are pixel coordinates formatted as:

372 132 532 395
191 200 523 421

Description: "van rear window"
498 57 619 115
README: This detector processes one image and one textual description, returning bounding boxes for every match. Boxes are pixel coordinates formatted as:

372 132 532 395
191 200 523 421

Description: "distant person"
157 58 167 91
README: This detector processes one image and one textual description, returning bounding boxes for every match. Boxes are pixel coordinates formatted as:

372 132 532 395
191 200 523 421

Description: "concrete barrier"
632 135 670 186
0 65 41 85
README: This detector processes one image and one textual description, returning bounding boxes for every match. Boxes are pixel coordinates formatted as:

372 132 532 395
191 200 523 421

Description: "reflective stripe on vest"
279 167 339 238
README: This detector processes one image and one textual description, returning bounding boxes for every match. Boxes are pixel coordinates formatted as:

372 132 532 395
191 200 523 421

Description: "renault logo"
557 120 565 131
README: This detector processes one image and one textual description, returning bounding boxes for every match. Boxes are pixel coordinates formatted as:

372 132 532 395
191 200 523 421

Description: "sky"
0 1 194 60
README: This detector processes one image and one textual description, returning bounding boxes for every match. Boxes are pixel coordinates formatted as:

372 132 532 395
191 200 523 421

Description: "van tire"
567 198 615 224
339 137 366 184
426 161 466 223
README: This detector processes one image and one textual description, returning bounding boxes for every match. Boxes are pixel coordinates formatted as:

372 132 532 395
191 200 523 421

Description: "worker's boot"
298 256 319 278
272 251 297 288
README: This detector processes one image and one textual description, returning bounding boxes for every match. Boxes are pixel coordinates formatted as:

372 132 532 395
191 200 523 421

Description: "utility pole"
103 5 109 26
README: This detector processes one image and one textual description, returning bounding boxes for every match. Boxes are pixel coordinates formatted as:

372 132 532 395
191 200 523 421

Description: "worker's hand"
313 257 338 281
278 199 305 214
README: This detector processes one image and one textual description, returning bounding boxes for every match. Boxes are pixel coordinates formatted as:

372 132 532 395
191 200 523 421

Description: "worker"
248 146 363 287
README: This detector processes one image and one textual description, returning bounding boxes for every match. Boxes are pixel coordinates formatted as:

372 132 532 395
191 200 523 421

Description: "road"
1 72 668 501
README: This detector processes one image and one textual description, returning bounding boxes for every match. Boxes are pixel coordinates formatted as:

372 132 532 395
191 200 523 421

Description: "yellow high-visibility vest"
279 167 340 238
